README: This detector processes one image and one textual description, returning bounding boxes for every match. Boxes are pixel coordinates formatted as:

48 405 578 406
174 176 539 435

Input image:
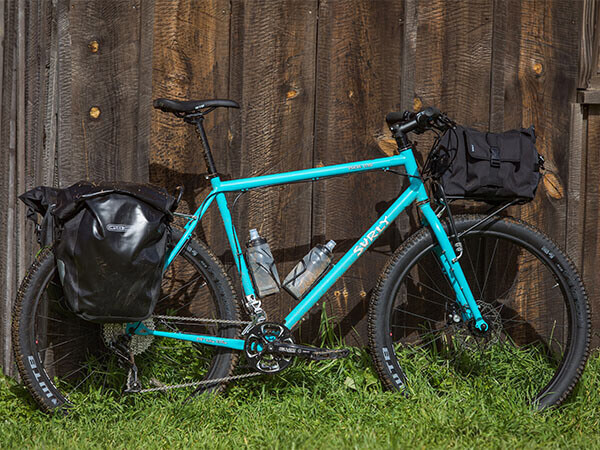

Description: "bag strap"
487 133 502 187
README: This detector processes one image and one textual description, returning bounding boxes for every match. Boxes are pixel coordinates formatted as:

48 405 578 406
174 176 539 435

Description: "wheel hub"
451 301 503 352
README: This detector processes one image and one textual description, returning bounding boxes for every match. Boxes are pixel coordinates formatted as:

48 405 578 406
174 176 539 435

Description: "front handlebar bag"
434 125 543 203
51 181 175 323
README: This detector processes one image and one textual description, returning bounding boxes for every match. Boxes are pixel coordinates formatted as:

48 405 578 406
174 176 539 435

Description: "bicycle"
12 98 591 413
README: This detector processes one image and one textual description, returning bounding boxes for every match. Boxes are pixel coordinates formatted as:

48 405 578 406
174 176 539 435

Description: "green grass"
1 346 600 449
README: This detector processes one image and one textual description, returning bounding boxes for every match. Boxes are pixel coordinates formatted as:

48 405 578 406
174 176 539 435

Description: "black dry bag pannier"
433 125 543 203
21 181 175 323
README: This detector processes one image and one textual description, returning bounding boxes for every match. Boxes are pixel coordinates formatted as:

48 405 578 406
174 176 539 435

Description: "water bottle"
246 229 280 298
283 240 336 299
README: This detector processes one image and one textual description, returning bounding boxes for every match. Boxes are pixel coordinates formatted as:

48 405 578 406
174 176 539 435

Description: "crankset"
244 322 350 373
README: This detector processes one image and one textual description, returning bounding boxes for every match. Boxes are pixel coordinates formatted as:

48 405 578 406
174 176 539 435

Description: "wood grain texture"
579 0 600 89
228 0 317 322
150 0 231 266
583 105 600 346
414 0 493 129
491 0 584 337
491 0 582 242
566 103 586 269
0 0 17 374
0 0 59 375
22 1 55 282
59 0 149 185
311 0 404 344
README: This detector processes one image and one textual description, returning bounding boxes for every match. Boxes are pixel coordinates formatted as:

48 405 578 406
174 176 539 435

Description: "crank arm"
272 342 349 361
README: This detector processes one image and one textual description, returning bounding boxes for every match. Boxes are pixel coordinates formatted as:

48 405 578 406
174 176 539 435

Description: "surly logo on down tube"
352 216 390 256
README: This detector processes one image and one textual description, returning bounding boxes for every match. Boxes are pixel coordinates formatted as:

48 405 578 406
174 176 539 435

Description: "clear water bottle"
246 229 281 298
283 240 336 299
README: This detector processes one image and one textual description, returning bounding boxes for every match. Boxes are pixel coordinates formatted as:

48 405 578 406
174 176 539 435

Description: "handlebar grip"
385 111 405 126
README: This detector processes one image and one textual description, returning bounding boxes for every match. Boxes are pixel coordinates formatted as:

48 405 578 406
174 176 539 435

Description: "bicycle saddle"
153 98 240 114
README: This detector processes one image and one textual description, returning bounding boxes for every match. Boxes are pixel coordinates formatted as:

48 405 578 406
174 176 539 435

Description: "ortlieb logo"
107 224 130 232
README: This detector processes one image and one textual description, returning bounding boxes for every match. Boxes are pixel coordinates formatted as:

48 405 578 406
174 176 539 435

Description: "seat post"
194 116 218 176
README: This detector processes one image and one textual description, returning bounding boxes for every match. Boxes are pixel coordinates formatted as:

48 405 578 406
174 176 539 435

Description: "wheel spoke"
393 307 441 324
480 238 499 297
406 275 455 303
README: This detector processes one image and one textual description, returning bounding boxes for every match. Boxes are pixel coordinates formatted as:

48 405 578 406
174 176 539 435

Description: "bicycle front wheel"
368 214 590 409
12 230 240 413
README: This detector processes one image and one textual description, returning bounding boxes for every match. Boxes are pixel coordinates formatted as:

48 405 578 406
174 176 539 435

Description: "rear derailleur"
244 322 350 373
105 334 142 394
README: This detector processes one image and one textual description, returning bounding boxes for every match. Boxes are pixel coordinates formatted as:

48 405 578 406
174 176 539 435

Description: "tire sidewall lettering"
27 355 59 405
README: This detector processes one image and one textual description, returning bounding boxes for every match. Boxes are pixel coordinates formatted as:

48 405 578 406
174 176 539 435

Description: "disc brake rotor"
451 301 503 352
103 319 155 355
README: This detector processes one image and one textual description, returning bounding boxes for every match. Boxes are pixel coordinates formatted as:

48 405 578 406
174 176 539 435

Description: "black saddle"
153 98 240 114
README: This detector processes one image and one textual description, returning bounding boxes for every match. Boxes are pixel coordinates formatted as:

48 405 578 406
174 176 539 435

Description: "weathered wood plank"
493 0 586 344
491 0 582 241
311 0 404 343
150 0 231 262
566 103 586 269
22 1 53 282
579 0 600 89
578 89 600 104
0 0 17 374
15 0 25 286
58 0 148 185
55 0 72 186
0 0 58 376
401 0 417 112
228 0 317 322
414 1 493 129
583 104 600 346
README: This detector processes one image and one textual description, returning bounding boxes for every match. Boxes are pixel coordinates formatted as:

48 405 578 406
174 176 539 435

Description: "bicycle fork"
418 202 489 332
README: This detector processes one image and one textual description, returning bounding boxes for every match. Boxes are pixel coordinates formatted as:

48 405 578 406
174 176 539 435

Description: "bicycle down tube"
137 148 489 349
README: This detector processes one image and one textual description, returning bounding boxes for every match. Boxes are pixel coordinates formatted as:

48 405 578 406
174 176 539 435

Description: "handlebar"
385 106 455 138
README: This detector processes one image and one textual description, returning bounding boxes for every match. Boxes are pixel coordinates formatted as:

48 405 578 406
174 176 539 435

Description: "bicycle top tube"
211 153 415 193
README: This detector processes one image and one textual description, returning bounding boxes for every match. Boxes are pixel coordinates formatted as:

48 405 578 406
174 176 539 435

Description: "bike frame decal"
136 148 487 348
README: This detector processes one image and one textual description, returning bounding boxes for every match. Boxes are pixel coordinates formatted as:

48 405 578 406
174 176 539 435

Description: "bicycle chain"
139 371 263 393
152 314 251 325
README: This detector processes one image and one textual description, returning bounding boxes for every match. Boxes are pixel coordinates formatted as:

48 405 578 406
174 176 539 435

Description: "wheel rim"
29 247 232 404
385 229 574 405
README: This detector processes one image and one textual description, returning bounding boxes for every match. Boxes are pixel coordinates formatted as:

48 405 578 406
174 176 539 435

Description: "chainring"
244 322 294 373
103 319 155 355
451 301 503 352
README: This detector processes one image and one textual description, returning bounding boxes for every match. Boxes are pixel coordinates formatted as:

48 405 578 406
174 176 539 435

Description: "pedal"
272 342 350 361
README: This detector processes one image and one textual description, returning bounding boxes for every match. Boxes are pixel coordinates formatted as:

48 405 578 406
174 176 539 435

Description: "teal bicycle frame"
133 148 488 350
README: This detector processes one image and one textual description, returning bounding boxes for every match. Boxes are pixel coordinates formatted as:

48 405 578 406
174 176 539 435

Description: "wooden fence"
1 0 599 375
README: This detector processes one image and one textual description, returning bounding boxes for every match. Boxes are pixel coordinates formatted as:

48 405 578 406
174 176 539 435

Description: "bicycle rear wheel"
12 230 240 413
368 215 590 409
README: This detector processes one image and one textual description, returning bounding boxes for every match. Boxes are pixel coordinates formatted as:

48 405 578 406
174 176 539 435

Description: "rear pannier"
432 125 543 203
20 181 175 323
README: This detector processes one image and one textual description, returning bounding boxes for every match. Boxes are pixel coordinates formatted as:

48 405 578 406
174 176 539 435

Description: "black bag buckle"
490 147 501 168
